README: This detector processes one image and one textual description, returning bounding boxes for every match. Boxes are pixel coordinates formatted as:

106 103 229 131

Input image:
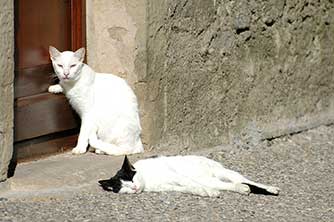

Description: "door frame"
71 0 86 52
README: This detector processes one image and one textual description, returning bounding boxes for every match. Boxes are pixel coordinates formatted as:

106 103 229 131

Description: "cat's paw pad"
48 85 63 94
235 183 251 195
72 147 87 155
266 186 280 195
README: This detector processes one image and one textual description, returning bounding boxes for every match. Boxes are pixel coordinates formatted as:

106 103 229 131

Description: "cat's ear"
49 46 61 60
74 47 85 62
121 155 135 172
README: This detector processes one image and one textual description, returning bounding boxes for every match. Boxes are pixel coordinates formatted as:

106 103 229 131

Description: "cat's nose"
63 73 70 79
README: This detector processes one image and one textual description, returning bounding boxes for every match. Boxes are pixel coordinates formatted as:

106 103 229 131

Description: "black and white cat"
48 46 143 155
99 155 280 197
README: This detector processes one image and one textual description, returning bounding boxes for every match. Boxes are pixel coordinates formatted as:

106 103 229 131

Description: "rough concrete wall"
0 0 14 182
147 0 334 150
86 0 152 145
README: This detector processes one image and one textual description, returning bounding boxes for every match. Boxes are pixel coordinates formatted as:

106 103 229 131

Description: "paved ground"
0 125 333 221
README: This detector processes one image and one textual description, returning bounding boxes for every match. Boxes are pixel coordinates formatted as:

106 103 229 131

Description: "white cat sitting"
48 46 143 155
99 155 280 197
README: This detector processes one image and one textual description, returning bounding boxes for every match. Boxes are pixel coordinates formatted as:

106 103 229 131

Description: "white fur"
120 155 280 197
48 46 143 155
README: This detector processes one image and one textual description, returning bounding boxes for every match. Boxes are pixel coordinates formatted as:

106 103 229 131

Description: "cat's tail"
89 134 144 156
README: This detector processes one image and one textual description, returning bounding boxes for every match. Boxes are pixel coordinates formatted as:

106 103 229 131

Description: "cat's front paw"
48 84 63 94
72 146 87 155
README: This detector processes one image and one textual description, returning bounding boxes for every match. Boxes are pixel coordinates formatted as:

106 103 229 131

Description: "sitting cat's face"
99 156 138 193
49 46 85 82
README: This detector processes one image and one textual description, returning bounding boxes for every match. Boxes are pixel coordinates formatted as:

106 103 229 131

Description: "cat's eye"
57 64 63 68
70 64 76 68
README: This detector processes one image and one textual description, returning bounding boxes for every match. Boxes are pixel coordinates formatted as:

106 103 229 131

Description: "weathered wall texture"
86 0 152 145
147 0 334 150
0 0 14 181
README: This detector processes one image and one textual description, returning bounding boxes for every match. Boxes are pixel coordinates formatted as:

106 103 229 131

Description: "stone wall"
0 0 14 182
146 0 334 150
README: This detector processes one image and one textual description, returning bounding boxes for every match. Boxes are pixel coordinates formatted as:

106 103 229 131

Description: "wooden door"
14 0 86 161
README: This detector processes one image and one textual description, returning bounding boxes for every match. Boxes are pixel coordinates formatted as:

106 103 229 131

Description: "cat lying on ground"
99 155 280 197
48 46 143 155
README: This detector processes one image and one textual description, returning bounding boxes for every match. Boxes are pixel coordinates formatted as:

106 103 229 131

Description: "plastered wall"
0 0 14 182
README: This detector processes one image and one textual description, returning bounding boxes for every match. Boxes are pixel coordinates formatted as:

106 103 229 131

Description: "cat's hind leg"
214 168 279 195
191 178 251 196
162 177 249 197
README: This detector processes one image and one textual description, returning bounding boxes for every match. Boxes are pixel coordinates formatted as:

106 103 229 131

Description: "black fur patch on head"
98 156 136 193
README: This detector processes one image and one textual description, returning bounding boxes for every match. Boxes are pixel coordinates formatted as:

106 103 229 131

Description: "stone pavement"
0 125 334 221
